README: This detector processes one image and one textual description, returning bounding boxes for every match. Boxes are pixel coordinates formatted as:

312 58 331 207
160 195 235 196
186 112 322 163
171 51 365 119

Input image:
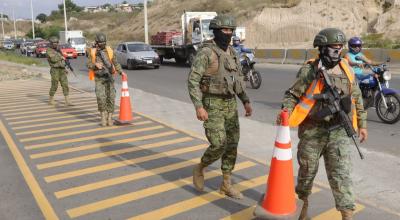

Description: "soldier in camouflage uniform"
47 36 71 106
188 15 253 199
87 33 122 126
279 28 368 220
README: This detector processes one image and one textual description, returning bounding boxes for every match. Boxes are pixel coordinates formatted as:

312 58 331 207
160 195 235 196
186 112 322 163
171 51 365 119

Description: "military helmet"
49 36 59 43
209 15 236 30
313 28 346 48
95 33 107 43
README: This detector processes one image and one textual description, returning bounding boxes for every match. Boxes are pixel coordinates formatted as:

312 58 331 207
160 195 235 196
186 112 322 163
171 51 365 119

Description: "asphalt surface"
1 54 400 219
67 56 400 157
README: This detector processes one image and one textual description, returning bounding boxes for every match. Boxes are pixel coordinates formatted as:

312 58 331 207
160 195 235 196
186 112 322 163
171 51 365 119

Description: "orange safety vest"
288 59 358 130
88 46 115 80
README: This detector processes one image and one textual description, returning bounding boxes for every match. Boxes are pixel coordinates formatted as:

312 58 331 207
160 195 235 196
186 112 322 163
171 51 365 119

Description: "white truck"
151 12 218 65
59 30 86 56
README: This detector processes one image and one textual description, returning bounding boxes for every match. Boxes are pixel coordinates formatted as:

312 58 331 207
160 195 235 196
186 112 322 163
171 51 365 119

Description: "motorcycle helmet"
348 37 362 54
232 36 240 46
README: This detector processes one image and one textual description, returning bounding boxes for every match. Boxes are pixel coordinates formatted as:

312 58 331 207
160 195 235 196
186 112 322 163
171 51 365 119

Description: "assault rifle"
64 59 77 77
313 66 364 159
56 48 76 77
97 50 115 81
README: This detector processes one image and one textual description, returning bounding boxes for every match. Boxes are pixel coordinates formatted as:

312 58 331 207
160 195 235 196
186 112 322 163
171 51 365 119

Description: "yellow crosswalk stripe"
37 137 192 170
45 144 206 183
16 122 99 136
7 107 98 121
30 130 176 159
0 90 81 99
10 111 101 126
221 206 256 220
220 187 323 220
66 161 256 218
0 99 46 108
0 92 82 102
126 175 266 220
0 96 93 110
3 101 97 116
20 120 151 142
55 156 201 199
312 204 365 220
0 119 59 220
12 113 123 130
25 125 164 150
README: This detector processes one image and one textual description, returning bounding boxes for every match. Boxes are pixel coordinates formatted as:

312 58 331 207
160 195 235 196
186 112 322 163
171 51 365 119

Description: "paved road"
1 55 399 219
69 57 400 157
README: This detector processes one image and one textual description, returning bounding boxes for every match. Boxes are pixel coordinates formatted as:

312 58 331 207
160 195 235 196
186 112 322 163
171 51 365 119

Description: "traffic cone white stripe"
275 126 291 144
122 81 128 88
122 91 130 97
272 147 292 161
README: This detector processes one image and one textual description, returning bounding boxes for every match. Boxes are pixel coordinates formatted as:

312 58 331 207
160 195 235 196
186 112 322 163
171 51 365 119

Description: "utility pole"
144 0 149 44
63 0 68 41
1 11 4 40
13 8 17 39
30 0 35 39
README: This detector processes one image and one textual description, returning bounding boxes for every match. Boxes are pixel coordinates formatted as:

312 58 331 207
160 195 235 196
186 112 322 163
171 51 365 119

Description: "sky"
0 0 142 19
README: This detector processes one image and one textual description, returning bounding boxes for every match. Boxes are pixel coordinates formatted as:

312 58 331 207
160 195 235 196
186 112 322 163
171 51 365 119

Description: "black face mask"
213 29 232 51
320 46 342 69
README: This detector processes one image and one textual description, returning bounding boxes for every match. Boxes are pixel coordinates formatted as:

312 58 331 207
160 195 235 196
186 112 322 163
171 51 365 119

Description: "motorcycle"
240 51 262 89
356 57 400 124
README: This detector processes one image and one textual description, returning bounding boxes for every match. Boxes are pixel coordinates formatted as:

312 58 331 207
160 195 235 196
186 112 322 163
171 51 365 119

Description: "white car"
115 42 161 70
3 41 14 50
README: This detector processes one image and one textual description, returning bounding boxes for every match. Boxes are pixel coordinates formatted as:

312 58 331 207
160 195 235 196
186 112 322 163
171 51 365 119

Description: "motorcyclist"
344 37 380 82
232 36 252 55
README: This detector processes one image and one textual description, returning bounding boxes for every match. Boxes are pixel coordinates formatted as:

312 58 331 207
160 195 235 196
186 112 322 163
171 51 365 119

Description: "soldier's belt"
203 93 235 99
304 116 341 128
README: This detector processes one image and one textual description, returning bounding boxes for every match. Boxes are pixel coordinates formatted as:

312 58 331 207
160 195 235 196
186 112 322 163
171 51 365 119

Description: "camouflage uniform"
86 48 122 113
282 59 367 211
46 47 69 97
188 41 250 173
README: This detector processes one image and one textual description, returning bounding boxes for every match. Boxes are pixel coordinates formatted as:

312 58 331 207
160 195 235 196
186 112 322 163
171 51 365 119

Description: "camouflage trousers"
296 121 355 211
49 68 69 96
95 77 116 113
200 96 240 174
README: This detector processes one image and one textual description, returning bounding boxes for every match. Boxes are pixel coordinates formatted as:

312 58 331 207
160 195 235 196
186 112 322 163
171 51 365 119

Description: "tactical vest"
88 46 114 80
47 48 66 69
288 59 358 130
200 43 245 96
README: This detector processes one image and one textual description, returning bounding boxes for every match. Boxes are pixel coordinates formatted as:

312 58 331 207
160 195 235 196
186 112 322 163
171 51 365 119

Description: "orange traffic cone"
115 73 133 125
254 109 302 219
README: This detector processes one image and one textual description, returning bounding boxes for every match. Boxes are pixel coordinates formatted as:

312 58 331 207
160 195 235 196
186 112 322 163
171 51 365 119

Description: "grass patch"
0 50 47 67
362 33 400 49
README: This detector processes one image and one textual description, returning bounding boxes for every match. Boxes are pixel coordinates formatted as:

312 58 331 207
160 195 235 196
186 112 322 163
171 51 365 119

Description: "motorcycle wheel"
250 70 262 89
375 93 400 124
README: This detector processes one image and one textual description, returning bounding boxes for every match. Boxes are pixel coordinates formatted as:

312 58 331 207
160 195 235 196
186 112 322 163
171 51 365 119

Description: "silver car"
115 42 160 70
3 41 14 50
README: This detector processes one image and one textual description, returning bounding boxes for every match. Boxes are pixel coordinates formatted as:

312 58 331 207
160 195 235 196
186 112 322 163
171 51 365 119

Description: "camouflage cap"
95 33 107 43
313 28 346 48
49 36 59 43
209 15 236 30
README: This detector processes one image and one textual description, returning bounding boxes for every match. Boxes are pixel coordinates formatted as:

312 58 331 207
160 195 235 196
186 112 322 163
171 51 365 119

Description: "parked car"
3 40 15 50
58 44 78 59
12 39 24 49
115 42 160 70
35 42 49 58
20 41 35 56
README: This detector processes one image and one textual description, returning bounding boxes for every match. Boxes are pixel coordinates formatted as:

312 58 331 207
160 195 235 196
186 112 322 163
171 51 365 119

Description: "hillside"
10 0 400 48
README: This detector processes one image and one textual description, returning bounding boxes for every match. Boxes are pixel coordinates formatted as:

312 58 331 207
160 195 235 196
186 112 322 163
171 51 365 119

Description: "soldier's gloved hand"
196 107 208 121
244 102 252 117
